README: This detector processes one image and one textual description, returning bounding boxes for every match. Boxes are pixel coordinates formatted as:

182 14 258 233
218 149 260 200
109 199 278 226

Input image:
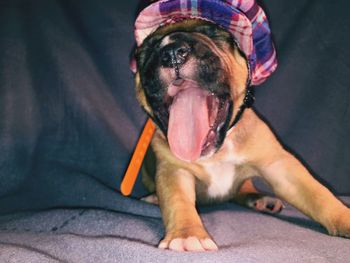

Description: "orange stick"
121 118 155 196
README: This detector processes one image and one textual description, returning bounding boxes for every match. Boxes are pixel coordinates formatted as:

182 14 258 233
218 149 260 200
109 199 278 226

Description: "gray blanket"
1 196 350 262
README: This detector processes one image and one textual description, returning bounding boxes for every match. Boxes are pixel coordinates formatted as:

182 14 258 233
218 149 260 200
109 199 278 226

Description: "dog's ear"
135 72 154 118
130 44 154 118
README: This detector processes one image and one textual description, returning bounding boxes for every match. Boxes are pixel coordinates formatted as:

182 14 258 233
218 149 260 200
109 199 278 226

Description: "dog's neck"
229 86 255 130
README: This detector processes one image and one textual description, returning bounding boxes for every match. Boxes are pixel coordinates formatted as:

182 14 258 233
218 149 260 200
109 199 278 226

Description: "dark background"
0 0 349 215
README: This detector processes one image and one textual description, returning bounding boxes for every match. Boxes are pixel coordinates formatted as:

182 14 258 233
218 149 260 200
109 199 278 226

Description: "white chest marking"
199 139 246 199
205 162 236 198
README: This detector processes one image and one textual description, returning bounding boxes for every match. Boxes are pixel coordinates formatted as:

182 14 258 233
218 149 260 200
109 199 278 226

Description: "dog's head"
132 0 277 162
135 20 250 162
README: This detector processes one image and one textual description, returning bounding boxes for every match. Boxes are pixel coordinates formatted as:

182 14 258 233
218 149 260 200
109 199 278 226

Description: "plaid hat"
134 0 277 86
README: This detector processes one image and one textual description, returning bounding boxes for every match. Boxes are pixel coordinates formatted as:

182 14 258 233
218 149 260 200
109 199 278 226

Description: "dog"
132 1 350 252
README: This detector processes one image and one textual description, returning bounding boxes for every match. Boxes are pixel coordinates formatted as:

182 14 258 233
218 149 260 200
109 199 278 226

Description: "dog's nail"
169 238 185 251
184 236 205 251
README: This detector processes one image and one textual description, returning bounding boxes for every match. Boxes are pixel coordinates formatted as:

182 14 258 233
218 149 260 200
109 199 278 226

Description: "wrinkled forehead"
158 31 207 47
159 35 173 47
157 31 236 62
143 19 222 46
158 33 191 48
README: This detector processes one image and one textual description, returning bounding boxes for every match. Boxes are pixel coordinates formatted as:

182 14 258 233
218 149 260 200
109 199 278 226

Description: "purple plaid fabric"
134 0 277 86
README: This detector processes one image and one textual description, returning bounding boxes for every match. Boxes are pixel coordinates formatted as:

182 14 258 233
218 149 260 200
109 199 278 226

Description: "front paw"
158 226 218 252
330 208 350 238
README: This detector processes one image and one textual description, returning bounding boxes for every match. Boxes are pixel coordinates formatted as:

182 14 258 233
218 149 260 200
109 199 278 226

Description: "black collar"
228 86 255 130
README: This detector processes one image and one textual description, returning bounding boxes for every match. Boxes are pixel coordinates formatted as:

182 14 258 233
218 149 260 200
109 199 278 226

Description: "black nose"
160 43 191 68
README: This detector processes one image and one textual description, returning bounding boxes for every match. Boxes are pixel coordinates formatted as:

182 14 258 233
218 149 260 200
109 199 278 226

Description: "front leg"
261 151 350 237
156 164 218 251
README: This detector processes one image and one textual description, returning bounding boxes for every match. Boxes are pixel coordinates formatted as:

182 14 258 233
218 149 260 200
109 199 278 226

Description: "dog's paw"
141 194 159 205
247 195 284 214
329 208 350 238
159 236 218 252
158 227 218 252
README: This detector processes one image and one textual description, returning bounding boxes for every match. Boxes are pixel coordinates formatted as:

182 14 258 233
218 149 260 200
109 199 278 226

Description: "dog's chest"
203 162 237 198
199 140 245 199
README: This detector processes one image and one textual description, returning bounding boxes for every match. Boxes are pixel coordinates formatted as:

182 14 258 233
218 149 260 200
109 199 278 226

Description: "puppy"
133 17 350 252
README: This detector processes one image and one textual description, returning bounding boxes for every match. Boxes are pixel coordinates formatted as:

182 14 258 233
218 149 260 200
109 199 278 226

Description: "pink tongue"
168 86 210 162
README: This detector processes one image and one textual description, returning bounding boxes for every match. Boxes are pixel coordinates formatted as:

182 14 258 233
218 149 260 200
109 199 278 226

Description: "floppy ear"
135 72 154 118
131 44 154 117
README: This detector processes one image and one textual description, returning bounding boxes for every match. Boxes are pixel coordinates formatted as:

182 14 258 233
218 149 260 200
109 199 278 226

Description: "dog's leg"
234 179 284 214
260 151 350 237
156 164 218 252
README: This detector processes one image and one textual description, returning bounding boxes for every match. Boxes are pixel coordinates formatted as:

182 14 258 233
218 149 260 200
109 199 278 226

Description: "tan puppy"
134 20 350 252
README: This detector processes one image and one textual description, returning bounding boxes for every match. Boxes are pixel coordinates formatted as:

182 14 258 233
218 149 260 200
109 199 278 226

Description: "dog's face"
135 20 249 162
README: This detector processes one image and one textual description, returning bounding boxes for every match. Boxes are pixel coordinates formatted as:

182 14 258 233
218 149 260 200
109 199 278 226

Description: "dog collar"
228 55 254 130
134 0 278 86
229 87 255 130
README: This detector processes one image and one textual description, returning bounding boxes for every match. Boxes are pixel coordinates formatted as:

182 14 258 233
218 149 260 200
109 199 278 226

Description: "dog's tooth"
216 122 224 133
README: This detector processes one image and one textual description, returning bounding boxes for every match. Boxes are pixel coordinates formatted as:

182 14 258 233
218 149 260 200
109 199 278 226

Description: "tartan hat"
134 0 277 86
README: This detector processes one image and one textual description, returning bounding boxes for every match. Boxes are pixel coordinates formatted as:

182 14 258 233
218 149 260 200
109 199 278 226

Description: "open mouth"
166 79 232 162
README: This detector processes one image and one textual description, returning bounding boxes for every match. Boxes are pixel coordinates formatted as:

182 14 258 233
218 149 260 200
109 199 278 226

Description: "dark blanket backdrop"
0 0 350 214
1 1 350 262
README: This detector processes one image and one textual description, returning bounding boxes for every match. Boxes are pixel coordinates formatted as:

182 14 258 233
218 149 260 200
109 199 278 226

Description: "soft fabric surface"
1 197 350 262
0 0 350 262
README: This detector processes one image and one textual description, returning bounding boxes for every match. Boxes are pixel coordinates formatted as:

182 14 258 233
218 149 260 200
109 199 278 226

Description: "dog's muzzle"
160 43 191 68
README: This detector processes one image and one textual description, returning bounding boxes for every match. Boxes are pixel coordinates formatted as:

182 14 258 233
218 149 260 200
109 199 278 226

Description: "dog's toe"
235 193 284 214
169 238 187 251
141 194 159 205
253 196 284 214
199 238 218 251
159 236 218 252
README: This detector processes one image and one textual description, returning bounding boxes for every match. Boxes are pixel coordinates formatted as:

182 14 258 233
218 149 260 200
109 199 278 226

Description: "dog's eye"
161 52 171 65
176 47 190 59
